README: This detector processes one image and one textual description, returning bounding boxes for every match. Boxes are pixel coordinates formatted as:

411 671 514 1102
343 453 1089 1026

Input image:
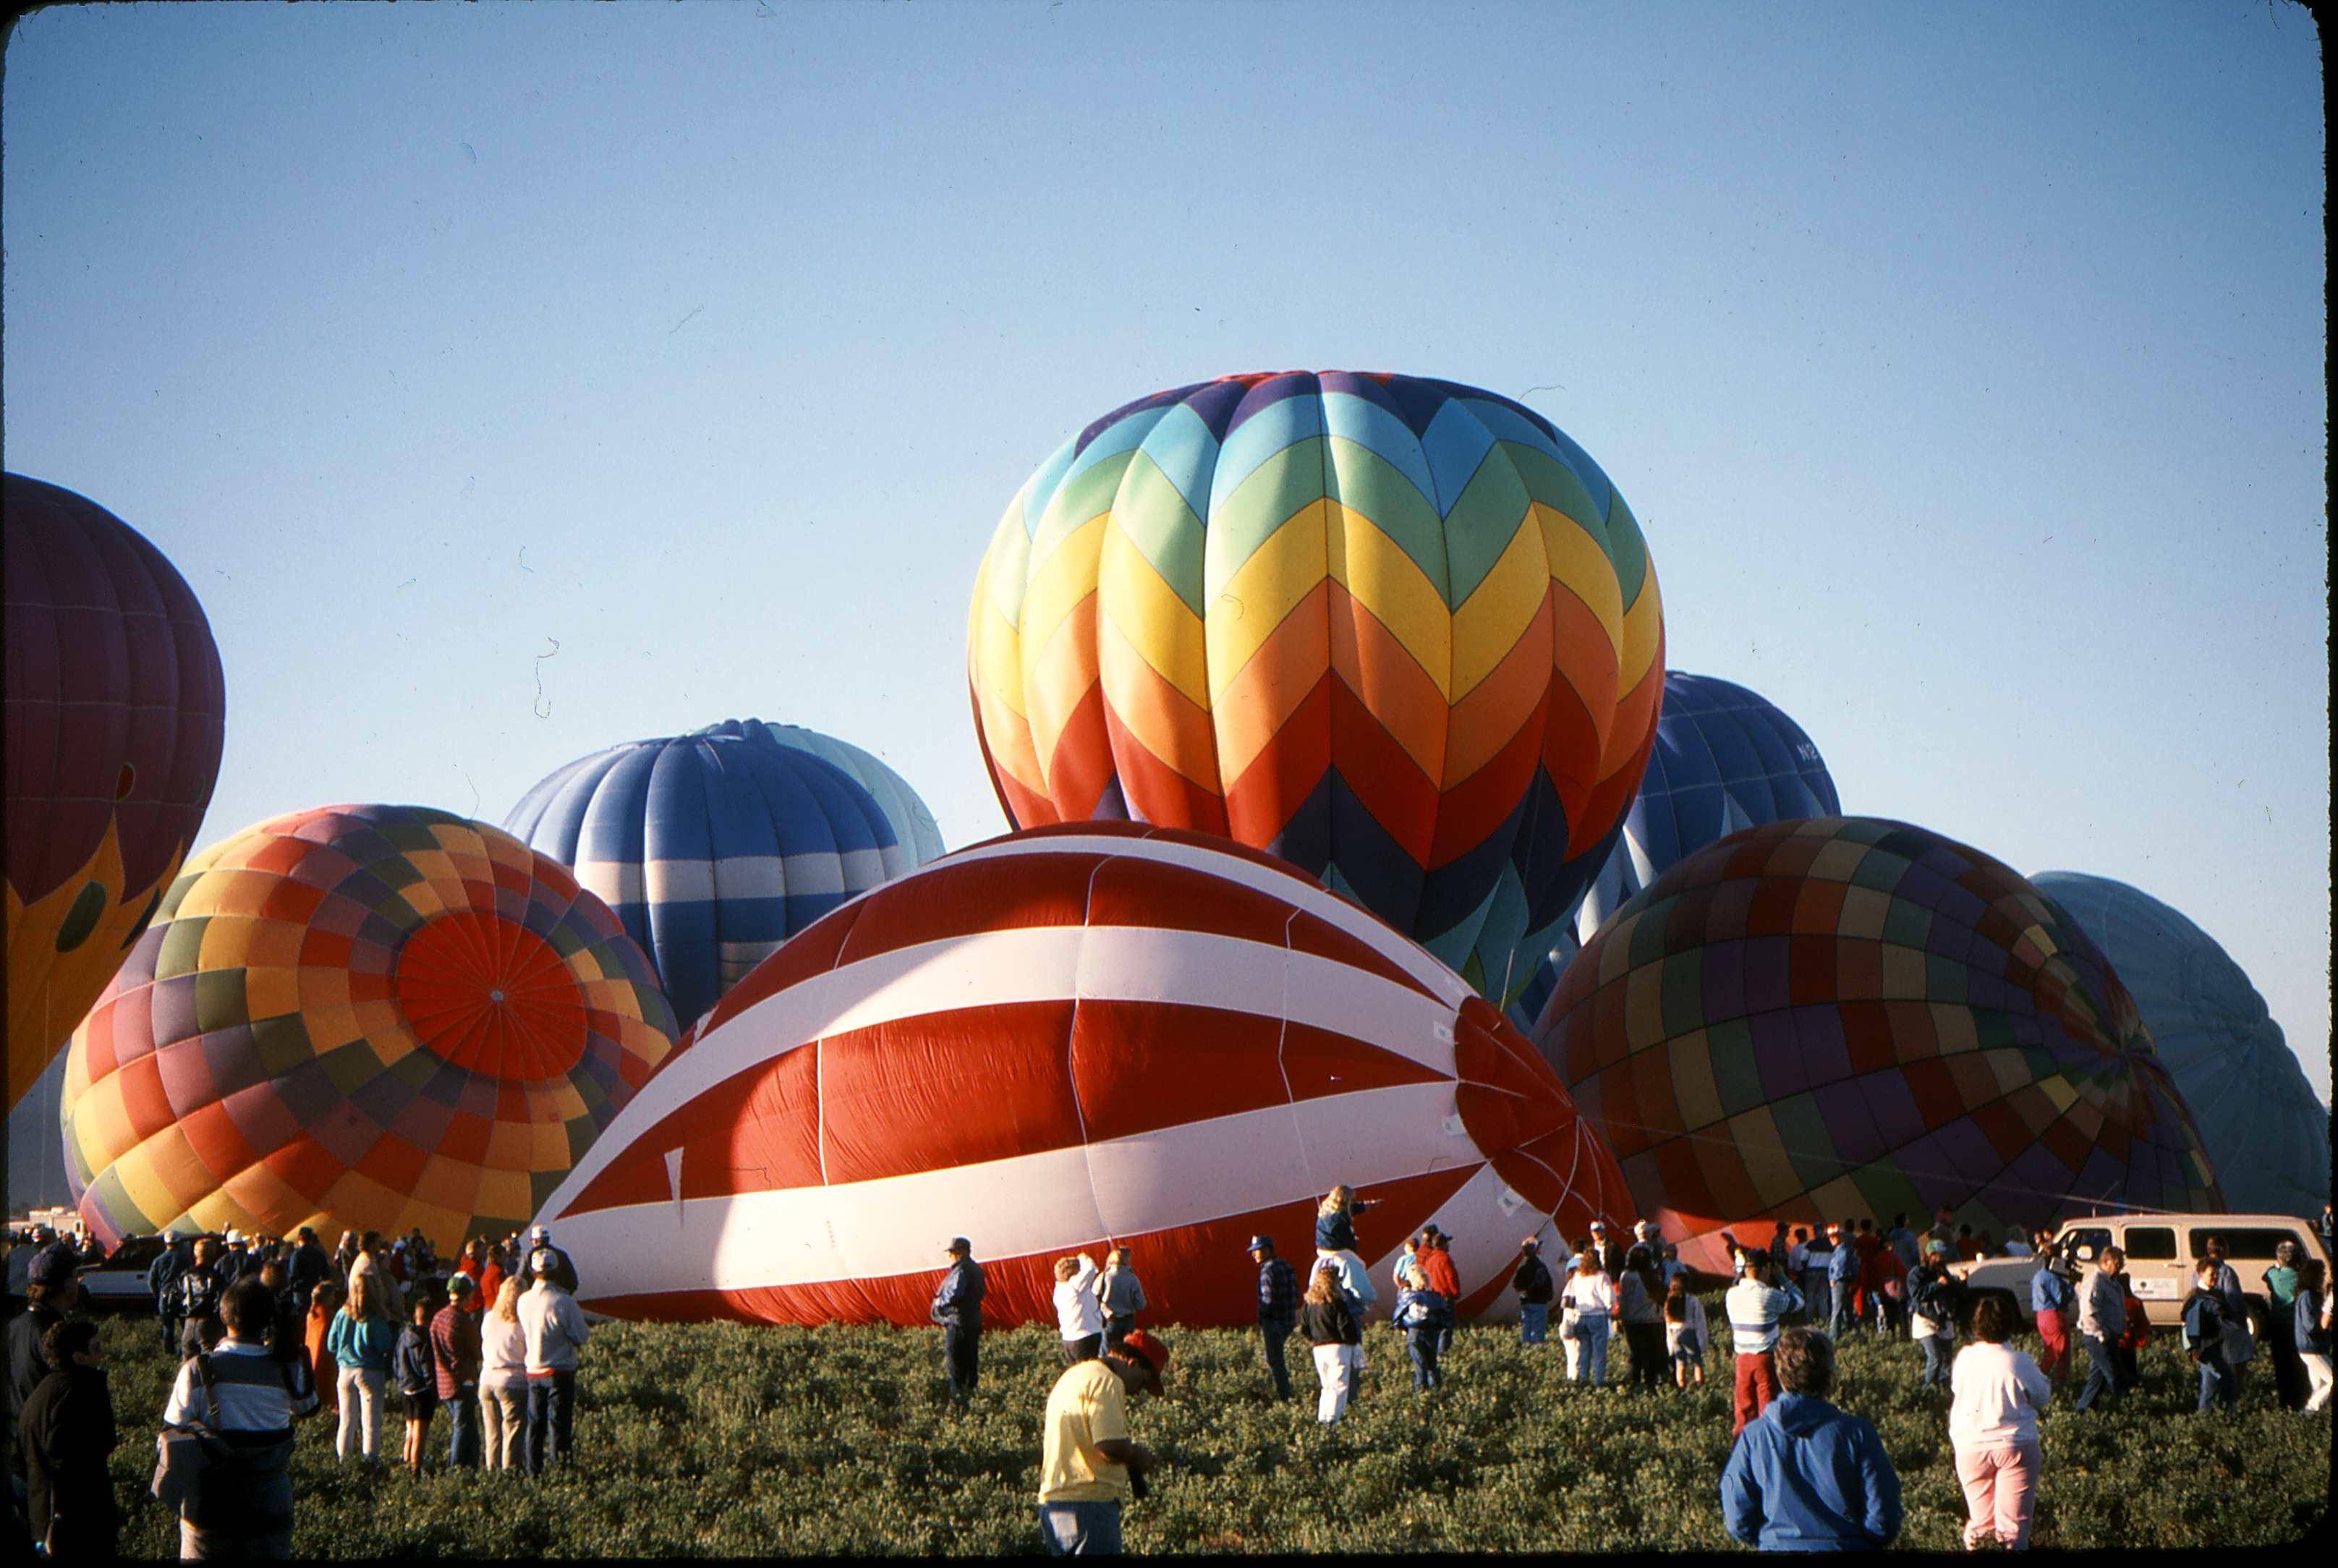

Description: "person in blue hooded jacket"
1720 1328 1903 1551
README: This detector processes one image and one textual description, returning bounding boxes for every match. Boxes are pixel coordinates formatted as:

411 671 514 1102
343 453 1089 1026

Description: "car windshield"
104 1236 166 1270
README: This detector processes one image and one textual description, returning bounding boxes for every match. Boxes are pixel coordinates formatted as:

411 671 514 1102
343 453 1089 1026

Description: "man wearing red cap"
1037 1329 1169 1556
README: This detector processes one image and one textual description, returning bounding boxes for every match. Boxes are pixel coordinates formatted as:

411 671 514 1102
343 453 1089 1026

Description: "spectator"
1512 1237 1556 1347
2001 1228 2033 1259
1660 1241 1691 1291
326 1272 396 1462
479 1277 529 1470
150 1232 191 1357
2261 1240 2305 1412
2072 1245 2127 1413
2320 1204 2334 1261
1872 1242 1909 1340
1909 1242 1962 1390
477 1243 509 1308
519 1248 590 1474
1053 1253 1105 1365
1720 1329 1903 1551
7 1247 85 1476
1393 1261 1453 1394
1767 1222 1792 1271
1300 1261 1364 1428
1927 1206 1957 1253
1388 1233 1422 1304
288 1227 329 1309
3 1227 33 1319
2292 1257 2330 1414
2180 1258 2238 1413
1592 1219 1627 1279
1560 1249 1617 1385
2029 1250 2075 1384
1417 1227 1461 1358
1034 1329 1168 1556
2201 1236 2254 1397
216 1229 253 1287
1793 1227 1827 1318
332 1230 358 1285
1663 1272 1708 1391
161 1277 318 1557
2114 1274 2149 1392
303 1279 342 1420
524 1225 579 1294
177 1237 226 1357
349 1231 392 1319
1094 1247 1147 1347
929 1237 987 1404
1560 1237 1589 1379
1949 1293 2052 1551
1314 1186 1379 1309
433 1274 483 1469
1824 1222 1860 1339
1618 1245 1667 1393
1248 1236 1298 1400
395 1288 441 1472
1852 1219 1883 1329
1725 1253 1803 1435
1884 1214 1921 1271
1953 1224 1985 1261
18 1316 117 1558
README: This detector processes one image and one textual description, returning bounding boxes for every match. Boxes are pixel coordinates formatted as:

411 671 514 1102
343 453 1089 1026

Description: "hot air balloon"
2031 871 2328 1218
689 717 945 864
61 805 678 1251
966 371 1665 1009
1513 671 1840 1028
504 728 919 1031
532 822 1630 1328
6 474 226 1111
1531 817 2223 1272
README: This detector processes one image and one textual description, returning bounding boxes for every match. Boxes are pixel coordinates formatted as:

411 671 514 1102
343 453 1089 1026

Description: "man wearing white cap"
525 1225 579 1294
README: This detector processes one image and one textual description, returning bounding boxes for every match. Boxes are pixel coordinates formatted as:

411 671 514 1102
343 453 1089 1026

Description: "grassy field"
88 1305 2329 1556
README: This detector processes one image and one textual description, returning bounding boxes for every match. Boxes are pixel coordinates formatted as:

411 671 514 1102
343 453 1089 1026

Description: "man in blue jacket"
1824 1223 1861 1339
1720 1328 1903 1551
930 1237 987 1405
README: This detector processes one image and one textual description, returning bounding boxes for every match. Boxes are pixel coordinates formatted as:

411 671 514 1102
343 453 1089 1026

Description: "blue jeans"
1829 1280 1855 1338
1259 1318 1293 1398
524 1371 576 1474
1918 1333 1952 1386
1574 1317 1610 1382
1038 1500 1123 1555
1408 1327 1442 1389
444 1384 480 1467
2196 1349 2237 1412
2073 1334 2119 1412
1520 1302 1550 1345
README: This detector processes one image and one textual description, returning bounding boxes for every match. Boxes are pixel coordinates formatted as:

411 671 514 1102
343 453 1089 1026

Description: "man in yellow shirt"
1037 1328 1170 1555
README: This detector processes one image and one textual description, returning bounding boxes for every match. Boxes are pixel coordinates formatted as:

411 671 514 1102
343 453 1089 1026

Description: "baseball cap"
530 1248 556 1276
530 1224 550 1242
224 1227 242 1245
1588 1219 1607 1232
1116 1329 1171 1395
1519 1236 1540 1250
1246 1235 1273 1252
29 1250 77 1287
944 1236 972 1254
449 1273 477 1296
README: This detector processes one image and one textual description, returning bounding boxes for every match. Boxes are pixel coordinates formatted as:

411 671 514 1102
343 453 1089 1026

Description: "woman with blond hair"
1314 1185 1379 1309
478 1276 529 1469
324 1271 396 1461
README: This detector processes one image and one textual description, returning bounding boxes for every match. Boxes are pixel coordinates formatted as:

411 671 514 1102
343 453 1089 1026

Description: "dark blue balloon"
1512 672 1841 1028
504 731 911 1031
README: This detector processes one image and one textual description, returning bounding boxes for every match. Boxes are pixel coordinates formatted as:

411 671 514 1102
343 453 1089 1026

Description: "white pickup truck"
1951 1212 2327 1337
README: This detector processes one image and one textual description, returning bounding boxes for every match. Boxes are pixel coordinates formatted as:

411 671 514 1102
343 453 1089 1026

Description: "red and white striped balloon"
535 822 1628 1328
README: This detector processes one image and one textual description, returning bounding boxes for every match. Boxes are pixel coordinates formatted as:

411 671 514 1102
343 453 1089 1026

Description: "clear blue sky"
5 1 2326 1102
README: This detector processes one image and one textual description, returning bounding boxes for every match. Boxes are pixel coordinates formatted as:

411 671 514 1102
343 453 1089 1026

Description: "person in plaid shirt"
1249 1235 1299 1399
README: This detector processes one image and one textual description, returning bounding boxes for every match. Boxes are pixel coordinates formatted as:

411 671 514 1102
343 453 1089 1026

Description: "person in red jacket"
1872 1244 1910 1339
1417 1227 1463 1358
2114 1275 2150 1391
1853 1222 1884 1330
431 1274 484 1468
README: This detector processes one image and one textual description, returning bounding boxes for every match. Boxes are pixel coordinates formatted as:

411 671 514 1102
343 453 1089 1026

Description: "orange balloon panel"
62 804 679 1252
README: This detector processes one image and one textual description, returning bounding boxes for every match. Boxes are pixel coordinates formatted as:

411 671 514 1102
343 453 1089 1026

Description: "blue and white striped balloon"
690 717 945 866
504 730 917 1032
1511 671 1842 1029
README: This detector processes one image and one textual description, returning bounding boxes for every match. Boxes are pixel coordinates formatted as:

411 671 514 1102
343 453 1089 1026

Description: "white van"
1954 1212 2328 1335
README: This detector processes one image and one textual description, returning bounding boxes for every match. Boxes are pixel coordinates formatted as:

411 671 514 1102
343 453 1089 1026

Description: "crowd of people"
6 1219 594 1559
7 1198 2333 1557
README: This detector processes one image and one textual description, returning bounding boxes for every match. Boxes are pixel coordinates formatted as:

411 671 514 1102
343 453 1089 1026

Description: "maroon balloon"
6 473 226 1109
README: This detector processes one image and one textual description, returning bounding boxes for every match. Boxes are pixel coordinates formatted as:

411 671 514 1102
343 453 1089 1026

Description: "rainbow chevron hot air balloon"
968 371 1664 1006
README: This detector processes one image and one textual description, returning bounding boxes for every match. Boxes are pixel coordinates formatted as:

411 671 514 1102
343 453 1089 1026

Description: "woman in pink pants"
1949 1295 2053 1550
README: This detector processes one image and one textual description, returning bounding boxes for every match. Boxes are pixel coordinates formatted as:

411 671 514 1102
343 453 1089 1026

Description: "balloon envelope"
535 822 1630 1328
2031 871 2327 1219
967 370 1665 1009
6 474 226 1110
62 804 678 1250
1531 817 2223 1271
505 729 918 1032
1514 670 1840 1027
689 717 945 864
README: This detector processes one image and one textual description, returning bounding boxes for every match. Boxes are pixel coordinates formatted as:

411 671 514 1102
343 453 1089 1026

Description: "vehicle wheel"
2245 1298 2271 1342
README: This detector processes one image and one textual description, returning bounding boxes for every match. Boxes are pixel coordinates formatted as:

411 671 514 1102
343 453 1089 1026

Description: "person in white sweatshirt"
1560 1251 1618 1384
517 1250 590 1477
1053 1253 1105 1363
1948 1294 2054 1551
